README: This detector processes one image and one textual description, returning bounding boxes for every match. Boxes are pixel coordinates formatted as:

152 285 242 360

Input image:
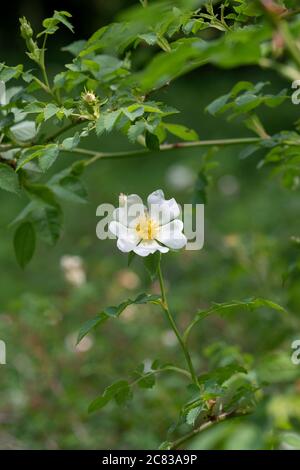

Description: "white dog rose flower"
109 190 187 257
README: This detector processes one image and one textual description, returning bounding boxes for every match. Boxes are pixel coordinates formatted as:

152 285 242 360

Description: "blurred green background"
1 0 300 450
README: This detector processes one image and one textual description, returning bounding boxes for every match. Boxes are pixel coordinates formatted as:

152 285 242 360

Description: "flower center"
135 217 158 240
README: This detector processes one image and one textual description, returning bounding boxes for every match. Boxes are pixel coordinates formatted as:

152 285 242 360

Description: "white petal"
147 189 165 206
147 189 181 225
117 237 138 253
149 198 181 226
109 221 140 253
112 193 146 228
109 220 125 237
133 240 169 257
156 219 187 249
109 221 139 240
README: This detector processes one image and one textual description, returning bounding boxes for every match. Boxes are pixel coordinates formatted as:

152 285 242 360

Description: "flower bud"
19 17 33 40
81 89 97 104
119 193 127 207
261 0 287 16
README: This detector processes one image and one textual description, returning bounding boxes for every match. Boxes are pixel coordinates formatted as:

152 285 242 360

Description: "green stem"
259 58 300 82
132 365 191 385
62 137 263 166
278 21 300 69
169 411 249 450
37 33 62 105
40 34 50 89
246 114 270 139
157 259 198 386
1 136 265 164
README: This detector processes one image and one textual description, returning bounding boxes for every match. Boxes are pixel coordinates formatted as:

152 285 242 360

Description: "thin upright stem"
278 21 300 69
157 260 198 386
40 34 50 89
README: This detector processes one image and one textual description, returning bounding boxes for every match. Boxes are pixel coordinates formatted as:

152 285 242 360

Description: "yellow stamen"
135 217 158 240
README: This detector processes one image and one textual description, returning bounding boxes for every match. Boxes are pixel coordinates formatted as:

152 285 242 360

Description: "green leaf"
96 110 122 135
16 146 43 171
132 364 156 389
43 103 60 121
133 293 161 304
128 251 136 267
239 144 260 160
25 183 59 208
39 145 60 172
40 10 74 36
0 63 23 82
127 121 146 143
104 110 122 131
14 221 36 268
52 11 74 32
16 144 59 171
10 120 37 142
95 114 106 135
186 405 202 426
184 298 286 341
145 131 160 151
143 252 161 280
62 40 87 56
0 112 15 129
280 433 300 450
23 102 45 114
32 206 63 245
51 175 87 204
88 380 132 413
196 297 285 322
206 82 287 121
122 105 144 122
61 132 80 150
206 93 231 116
198 364 247 386
139 32 157 46
156 35 171 52
77 314 108 345
0 164 20 194
77 293 161 344
159 441 172 450
163 123 198 141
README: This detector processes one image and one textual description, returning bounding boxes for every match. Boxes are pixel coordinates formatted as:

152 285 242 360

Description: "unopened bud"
119 193 127 207
261 0 287 16
19 17 33 40
81 89 97 104
272 31 284 56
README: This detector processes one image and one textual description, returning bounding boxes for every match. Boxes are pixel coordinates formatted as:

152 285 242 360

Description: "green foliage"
206 82 287 119
0 163 19 193
77 293 161 344
13 221 36 268
1 1 300 265
184 297 286 342
88 359 181 414
2 0 300 450
143 252 161 280
89 380 132 413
